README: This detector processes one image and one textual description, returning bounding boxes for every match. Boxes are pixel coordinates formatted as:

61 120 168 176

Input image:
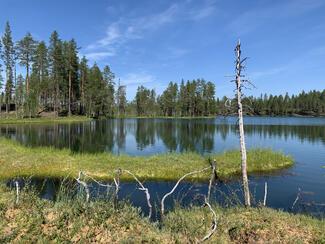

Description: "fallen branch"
207 159 217 203
292 187 301 209
263 182 267 206
75 171 90 202
123 169 153 219
114 169 121 201
200 198 217 242
15 180 19 204
161 166 211 216
82 172 114 188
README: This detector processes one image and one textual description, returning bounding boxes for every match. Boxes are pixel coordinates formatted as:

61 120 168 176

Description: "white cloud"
85 51 115 60
86 0 217 57
118 72 155 87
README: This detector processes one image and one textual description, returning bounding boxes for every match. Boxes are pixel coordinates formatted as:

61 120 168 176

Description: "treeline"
216 90 325 116
0 21 126 118
127 79 216 117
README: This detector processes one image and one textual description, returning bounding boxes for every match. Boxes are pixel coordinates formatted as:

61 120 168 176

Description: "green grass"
0 185 324 243
0 115 92 125
0 138 293 181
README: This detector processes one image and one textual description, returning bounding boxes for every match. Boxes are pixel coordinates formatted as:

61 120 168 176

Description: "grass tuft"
0 138 293 181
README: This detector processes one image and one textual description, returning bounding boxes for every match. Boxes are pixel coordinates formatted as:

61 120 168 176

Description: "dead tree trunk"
235 40 251 207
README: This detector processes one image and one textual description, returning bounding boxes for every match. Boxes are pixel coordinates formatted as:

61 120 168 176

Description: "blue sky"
1 0 325 100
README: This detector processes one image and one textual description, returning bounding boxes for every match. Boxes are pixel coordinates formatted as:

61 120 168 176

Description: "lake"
1 116 325 217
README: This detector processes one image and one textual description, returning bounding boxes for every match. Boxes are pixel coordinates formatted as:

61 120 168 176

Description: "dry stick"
113 169 121 202
15 180 19 204
263 182 268 206
161 166 211 217
123 169 153 219
75 171 90 202
82 172 114 188
200 198 217 243
207 160 217 203
292 187 301 209
82 172 115 197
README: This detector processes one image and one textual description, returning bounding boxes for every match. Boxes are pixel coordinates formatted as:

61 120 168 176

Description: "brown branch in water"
200 198 217 242
75 171 90 202
161 166 211 217
122 169 153 219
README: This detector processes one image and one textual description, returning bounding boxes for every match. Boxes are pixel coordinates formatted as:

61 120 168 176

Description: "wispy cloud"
118 72 155 87
85 51 116 61
86 0 217 56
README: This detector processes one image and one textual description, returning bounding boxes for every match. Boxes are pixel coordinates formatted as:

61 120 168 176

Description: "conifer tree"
1 22 15 114
16 32 37 95
49 31 64 115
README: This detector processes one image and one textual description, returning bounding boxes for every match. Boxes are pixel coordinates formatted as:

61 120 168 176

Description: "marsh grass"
0 138 293 181
0 116 91 125
1 184 324 243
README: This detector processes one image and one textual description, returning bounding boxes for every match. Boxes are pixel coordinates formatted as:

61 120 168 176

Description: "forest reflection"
0 118 324 154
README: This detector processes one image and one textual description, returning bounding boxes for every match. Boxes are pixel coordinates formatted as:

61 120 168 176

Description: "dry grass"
0 185 324 243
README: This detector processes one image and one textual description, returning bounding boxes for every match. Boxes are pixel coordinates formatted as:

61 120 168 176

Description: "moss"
0 138 293 181
0 186 324 243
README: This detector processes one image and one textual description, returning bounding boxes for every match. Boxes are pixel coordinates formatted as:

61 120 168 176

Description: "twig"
207 160 217 203
15 180 19 204
292 187 301 209
263 182 267 206
114 169 121 201
161 166 211 216
123 169 153 219
200 198 217 242
82 172 114 188
75 171 90 202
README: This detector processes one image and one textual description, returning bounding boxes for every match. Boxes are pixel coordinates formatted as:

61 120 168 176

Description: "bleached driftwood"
123 169 153 219
200 198 217 242
15 180 19 204
292 187 301 209
161 166 211 216
207 159 217 203
263 182 268 206
81 172 114 188
76 171 90 202
114 169 122 201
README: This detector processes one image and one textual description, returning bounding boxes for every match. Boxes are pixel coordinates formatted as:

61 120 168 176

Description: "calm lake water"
1 117 325 217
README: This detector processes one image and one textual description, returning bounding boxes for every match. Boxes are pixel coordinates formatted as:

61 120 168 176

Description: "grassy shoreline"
0 138 293 181
0 115 92 124
0 185 324 243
